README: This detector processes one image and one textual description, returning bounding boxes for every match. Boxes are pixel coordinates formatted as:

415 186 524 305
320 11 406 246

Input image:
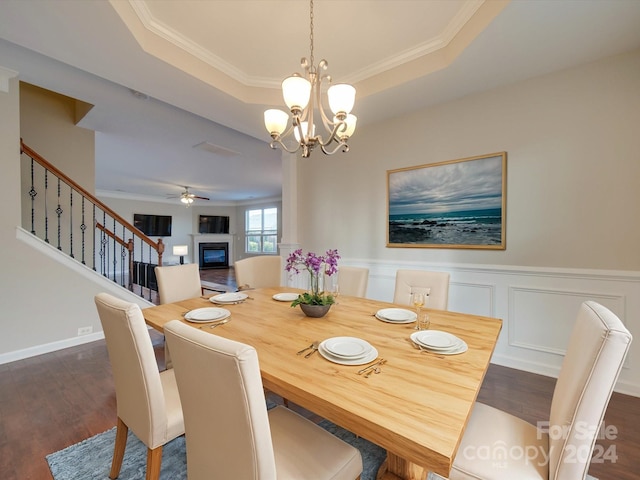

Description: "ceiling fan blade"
193 195 210 201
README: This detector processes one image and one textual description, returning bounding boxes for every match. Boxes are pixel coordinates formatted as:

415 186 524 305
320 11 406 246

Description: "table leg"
377 452 428 480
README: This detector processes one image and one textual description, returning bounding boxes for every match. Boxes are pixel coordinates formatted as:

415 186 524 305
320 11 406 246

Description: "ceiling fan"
168 186 210 206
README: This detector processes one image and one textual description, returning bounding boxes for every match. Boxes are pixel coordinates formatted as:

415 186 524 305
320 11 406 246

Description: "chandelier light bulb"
294 121 316 142
335 114 357 139
282 75 312 112
264 109 289 136
327 84 356 115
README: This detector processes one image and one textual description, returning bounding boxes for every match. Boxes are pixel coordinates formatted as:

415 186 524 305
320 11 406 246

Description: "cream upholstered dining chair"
154 263 205 304
155 263 216 369
337 266 369 298
164 320 363 480
447 301 632 480
94 293 184 480
234 255 282 290
393 269 450 310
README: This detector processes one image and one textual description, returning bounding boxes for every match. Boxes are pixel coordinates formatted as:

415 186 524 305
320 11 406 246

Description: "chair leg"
146 445 163 480
109 417 128 479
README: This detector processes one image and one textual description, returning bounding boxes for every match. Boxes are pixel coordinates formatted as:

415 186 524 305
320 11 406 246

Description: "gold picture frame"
387 152 507 249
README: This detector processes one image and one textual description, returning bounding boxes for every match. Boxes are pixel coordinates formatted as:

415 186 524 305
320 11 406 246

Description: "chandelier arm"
317 71 334 128
269 137 301 155
315 119 348 148
320 140 349 156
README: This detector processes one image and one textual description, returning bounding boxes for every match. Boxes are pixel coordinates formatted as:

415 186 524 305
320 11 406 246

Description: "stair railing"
20 139 165 301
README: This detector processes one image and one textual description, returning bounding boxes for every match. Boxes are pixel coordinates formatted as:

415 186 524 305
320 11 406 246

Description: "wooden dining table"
142 287 502 480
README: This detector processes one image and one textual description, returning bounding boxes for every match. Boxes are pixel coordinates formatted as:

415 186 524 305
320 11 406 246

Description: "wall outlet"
77 326 93 336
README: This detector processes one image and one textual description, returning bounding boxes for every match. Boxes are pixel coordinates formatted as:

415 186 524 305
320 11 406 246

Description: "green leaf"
290 292 335 307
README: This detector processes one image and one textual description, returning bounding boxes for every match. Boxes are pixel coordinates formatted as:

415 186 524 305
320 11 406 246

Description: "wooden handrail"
20 139 164 259
96 222 132 249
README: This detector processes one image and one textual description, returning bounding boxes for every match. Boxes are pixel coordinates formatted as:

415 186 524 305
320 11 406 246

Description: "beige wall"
298 49 640 272
20 82 95 191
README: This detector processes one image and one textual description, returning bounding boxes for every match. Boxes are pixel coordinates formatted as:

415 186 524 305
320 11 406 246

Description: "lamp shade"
173 245 188 256
335 114 357 139
264 109 289 136
282 75 311 111
327 83 356 115
294 121 315 142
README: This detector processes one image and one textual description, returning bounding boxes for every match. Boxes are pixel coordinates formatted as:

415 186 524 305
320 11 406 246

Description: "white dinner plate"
318 342 379 365
184 307 231 323
272 292 300 302
421 340 468 355
412 330 458 349
323 337 373 359
210 292 248 304
375 308 417 324
410 331 468 355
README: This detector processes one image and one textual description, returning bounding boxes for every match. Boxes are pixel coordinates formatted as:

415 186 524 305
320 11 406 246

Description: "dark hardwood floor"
199 266 237 291
1 268 637 479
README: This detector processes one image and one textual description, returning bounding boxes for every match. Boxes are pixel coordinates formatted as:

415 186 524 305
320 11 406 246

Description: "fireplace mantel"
190 234 234 267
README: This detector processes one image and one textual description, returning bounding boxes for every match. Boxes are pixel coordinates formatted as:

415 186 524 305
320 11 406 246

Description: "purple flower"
284 249 341 301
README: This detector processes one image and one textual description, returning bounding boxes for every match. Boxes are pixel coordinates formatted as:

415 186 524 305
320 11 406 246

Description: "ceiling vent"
193 141 240 157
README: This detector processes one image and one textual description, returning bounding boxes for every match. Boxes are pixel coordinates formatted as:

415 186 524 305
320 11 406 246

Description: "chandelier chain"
309 0 314 67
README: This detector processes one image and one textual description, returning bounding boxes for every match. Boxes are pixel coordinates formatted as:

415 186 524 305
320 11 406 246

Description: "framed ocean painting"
387 152 507 249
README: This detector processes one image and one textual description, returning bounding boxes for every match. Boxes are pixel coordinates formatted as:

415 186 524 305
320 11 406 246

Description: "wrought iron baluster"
139 236 144 298
100 210 107 277
112 217 117 282
127 238 134 291
56 178 63 250
69 187 74 259
148 243 153 301
29 158 37 234
120 224 127 288
80 197 86 265
44 169 50 243
92 204 97 271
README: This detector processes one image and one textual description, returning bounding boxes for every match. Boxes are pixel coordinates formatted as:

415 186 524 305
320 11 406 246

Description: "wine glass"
410 292 425 329
328 281 340 305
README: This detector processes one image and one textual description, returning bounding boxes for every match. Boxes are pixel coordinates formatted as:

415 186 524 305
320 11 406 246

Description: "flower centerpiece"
285 248 340 316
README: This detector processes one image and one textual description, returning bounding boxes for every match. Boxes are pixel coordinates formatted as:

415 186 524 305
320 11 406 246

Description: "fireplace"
199 242 229 269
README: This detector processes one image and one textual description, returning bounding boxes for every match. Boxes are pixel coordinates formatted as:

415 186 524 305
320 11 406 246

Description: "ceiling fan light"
264 109 289 136
328 83 356 115
282 75 311 111
180 196 193 204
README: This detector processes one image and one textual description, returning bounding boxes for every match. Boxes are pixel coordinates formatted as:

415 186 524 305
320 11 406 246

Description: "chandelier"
264 0 357 158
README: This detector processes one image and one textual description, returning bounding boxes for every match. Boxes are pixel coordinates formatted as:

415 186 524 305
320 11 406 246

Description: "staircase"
20 140 165 302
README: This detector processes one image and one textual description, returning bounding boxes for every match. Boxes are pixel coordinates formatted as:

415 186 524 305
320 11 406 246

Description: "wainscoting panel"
354 259 640 397
508 287 626 355
448 282 495 318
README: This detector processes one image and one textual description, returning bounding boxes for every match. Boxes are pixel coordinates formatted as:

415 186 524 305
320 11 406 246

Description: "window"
245 207 278 254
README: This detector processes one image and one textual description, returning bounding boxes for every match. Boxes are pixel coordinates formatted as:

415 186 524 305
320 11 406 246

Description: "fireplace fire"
199 242 229 269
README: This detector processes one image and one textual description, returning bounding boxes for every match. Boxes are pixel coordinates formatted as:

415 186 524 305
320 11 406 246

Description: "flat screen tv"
199 215 230 234
133 214 172 237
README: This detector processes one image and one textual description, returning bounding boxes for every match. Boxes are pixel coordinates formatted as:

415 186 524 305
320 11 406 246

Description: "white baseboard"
0 331 105 365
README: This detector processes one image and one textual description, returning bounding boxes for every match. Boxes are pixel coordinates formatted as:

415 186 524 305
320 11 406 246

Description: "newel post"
157 238 164 266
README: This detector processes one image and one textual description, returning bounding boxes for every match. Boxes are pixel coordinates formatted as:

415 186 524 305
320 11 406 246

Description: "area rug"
47 424 598 480
47 420 387 480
